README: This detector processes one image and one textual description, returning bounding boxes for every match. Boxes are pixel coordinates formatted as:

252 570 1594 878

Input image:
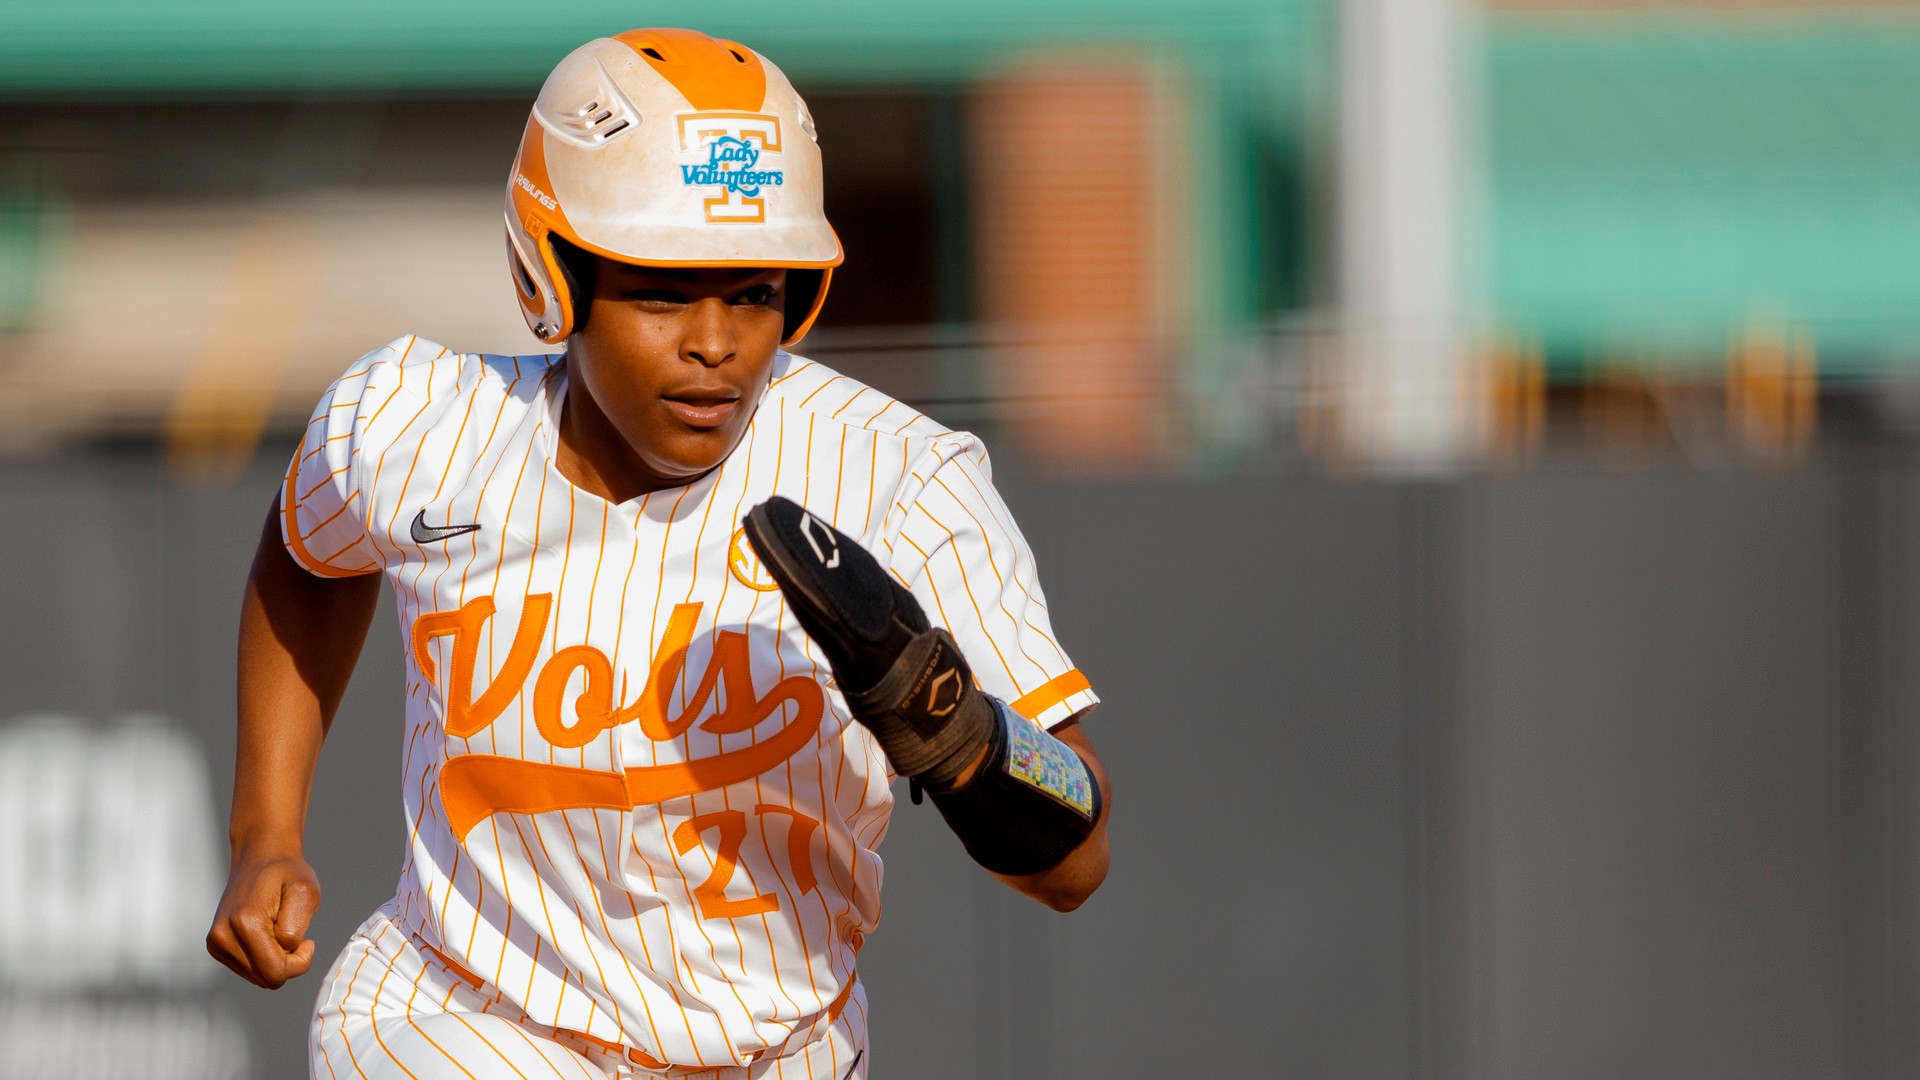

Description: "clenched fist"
206 851 321 990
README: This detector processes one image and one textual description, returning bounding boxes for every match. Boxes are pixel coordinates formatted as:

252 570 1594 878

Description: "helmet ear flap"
547 234 597 337
782 268 831 347
505 215 570 343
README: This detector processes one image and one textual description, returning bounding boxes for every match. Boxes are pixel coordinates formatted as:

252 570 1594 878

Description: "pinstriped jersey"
279 334 1098 1069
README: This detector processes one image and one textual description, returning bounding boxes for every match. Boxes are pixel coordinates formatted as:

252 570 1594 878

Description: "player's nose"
681 297 738 368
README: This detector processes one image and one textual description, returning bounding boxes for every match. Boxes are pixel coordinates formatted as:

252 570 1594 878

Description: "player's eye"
628 288 687 307
734 284 778 307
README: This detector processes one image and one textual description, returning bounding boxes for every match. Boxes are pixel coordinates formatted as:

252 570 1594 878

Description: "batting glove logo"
799 511 840 568
925 668 960 717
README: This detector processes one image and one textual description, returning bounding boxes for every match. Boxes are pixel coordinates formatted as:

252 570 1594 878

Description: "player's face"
570 262 788 490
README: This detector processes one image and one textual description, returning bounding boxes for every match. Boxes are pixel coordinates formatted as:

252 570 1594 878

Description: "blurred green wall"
0 0 1314 90
1488 18 1920 369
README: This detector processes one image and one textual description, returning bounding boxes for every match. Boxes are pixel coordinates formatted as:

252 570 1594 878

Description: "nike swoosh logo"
411 509 481 544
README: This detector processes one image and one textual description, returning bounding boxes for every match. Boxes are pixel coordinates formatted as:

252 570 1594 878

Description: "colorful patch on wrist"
1000 703 1095 819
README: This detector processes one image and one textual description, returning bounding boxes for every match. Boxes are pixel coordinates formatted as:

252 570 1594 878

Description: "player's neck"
553 376 710 505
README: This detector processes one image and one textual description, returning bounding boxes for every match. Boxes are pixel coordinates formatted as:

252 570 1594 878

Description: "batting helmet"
505 28 843 346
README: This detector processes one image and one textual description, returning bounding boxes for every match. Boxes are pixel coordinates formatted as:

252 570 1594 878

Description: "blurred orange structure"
970 55 1182 469
1727 316 1818 455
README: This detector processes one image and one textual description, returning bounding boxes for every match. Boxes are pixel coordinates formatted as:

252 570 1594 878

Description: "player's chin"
643 428 742 482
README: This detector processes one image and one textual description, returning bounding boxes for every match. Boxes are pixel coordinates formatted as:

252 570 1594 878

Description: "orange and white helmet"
505 28 843 345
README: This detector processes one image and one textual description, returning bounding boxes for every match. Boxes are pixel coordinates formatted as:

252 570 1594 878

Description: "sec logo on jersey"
728 526 781 591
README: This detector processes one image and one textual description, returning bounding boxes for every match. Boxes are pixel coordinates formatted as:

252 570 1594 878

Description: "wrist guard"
841 625 998 789
927 697 1101 876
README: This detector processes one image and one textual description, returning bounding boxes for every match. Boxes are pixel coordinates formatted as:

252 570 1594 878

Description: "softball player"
206 28 1111 1079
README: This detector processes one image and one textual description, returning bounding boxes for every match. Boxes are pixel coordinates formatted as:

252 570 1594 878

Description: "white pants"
310 906 867 1080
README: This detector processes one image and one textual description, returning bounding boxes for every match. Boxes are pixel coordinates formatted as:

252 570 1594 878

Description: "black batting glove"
741 496 994 791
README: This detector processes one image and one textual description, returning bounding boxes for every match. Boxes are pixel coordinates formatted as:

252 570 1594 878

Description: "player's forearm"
228 502 380 858
989 720 1110 911
230 650 326 858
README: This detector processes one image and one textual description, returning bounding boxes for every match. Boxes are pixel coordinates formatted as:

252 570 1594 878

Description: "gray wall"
1445 470 1880 1080
0 448 1913 1078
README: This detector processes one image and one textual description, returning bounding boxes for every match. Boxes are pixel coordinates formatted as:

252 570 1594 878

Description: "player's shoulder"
764 351 966 449
760 351 1007 525
322 334 561 425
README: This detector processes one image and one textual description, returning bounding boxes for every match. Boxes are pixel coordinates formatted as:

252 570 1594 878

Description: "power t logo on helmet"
503 27 842 343
681 132 784 219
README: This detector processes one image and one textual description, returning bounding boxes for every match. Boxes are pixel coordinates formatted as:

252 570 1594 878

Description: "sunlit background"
4 0 1920 1077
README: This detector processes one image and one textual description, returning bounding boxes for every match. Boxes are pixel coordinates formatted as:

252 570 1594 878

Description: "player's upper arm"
889 441 1098 730
279 334 449 578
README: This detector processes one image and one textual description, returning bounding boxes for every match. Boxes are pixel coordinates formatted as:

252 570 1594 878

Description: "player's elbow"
1037 883 1095 913
1008 830 1109 911
1029 868 1105 912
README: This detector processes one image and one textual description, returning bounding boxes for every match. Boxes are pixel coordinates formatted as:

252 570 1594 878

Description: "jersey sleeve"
278 337 414 577
889 440 1098 730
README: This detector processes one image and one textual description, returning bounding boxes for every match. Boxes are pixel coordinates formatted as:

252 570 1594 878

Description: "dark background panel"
1465 471 1853 1080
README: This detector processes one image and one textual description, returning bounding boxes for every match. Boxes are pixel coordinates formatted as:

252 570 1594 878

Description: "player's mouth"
661 389 741 429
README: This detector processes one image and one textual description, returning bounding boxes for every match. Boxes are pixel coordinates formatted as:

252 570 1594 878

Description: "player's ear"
548 234 597 335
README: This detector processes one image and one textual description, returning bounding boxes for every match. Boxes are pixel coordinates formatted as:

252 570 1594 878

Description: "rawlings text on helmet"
514 172 559 213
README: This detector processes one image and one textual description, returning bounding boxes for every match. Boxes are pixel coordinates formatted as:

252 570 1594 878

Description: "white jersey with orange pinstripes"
282 334 1098 1070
